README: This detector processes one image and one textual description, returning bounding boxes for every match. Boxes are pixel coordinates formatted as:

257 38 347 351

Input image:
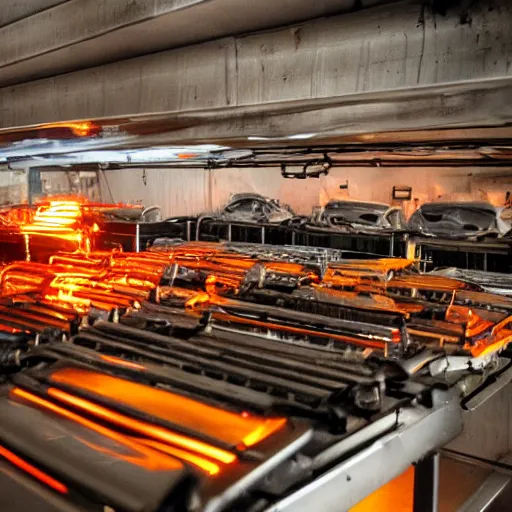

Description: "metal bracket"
413 453 440 512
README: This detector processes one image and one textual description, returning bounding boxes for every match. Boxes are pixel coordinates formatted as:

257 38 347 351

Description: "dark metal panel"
413 453 440 512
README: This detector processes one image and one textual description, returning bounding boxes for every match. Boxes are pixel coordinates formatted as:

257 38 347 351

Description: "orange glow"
139 439 220 475
387 275 470 292
177 153 199 159
241 417 287 448
10 388 183 472
69 122 99 137
467 329 512 358
462 314 512 358
0 444 68 494
21 201 82 234
350 466 414 512
464 309 493 338
211 310 391 350
40 121 101 138
49 367 286 450
185 292 211 309
46 387 237 464
19 200 86 250
99 355 146 370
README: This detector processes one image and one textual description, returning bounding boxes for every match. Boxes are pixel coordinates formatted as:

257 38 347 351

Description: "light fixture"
281 157 331 179
392 186 413 200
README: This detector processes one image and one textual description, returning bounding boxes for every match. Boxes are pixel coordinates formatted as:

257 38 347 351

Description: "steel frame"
264 391 462 512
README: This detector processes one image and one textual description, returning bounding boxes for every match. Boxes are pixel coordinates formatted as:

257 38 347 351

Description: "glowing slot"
10 388 182 471
49 368 287 450
139 439 220 475
241 418 287 448
47 387 237 464
0 444 68 494
100 355 146 371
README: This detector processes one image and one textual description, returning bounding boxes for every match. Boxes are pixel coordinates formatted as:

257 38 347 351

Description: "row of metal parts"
0 241 511 511
0 242 427 512
2 310 421 512
2 241 512 362
2 198 510 262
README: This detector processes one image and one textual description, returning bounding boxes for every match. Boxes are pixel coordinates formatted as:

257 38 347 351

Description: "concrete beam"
0 0 394 87
103 78 512 147
0 0 510 130
0 0 67 28
5 80 512 164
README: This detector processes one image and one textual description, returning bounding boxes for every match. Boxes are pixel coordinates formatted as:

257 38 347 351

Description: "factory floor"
350 458 510 511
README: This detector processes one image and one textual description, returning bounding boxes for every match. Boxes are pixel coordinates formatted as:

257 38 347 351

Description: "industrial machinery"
0 225 510 511
1 0 512 509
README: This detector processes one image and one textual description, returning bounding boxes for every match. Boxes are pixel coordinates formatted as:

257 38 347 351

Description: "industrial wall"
0 166 508 215
102 168 211 216
104 167 512 218
0 166 28 204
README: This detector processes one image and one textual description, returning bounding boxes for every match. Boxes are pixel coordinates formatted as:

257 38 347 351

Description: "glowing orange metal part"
10 388 183 472
176 153 198 159
467 315 512 358
211 310 394 350
185 292 211 309
49 367 286 449
139 439 220 475
46 387 237 464
99 355 146 371
0 444 68 494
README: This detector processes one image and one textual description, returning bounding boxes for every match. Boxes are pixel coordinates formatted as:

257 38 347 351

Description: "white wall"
0 167 28 204
102 168 210 218
104 166 512 219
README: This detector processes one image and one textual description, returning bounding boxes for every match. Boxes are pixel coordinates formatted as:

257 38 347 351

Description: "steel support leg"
413 453 440 512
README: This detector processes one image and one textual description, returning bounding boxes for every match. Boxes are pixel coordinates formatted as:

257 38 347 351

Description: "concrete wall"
0 165 507 217
0 167 29 204
103 166 512 218
1 165 506 216
103 168 211 217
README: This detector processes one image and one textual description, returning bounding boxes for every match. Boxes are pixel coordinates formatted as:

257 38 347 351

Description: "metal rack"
411 237 512 274
194 218 407 258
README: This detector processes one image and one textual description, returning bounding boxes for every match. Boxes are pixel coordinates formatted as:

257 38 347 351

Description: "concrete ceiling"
0 0 396 87
0 0 67 28
1 0 510 132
